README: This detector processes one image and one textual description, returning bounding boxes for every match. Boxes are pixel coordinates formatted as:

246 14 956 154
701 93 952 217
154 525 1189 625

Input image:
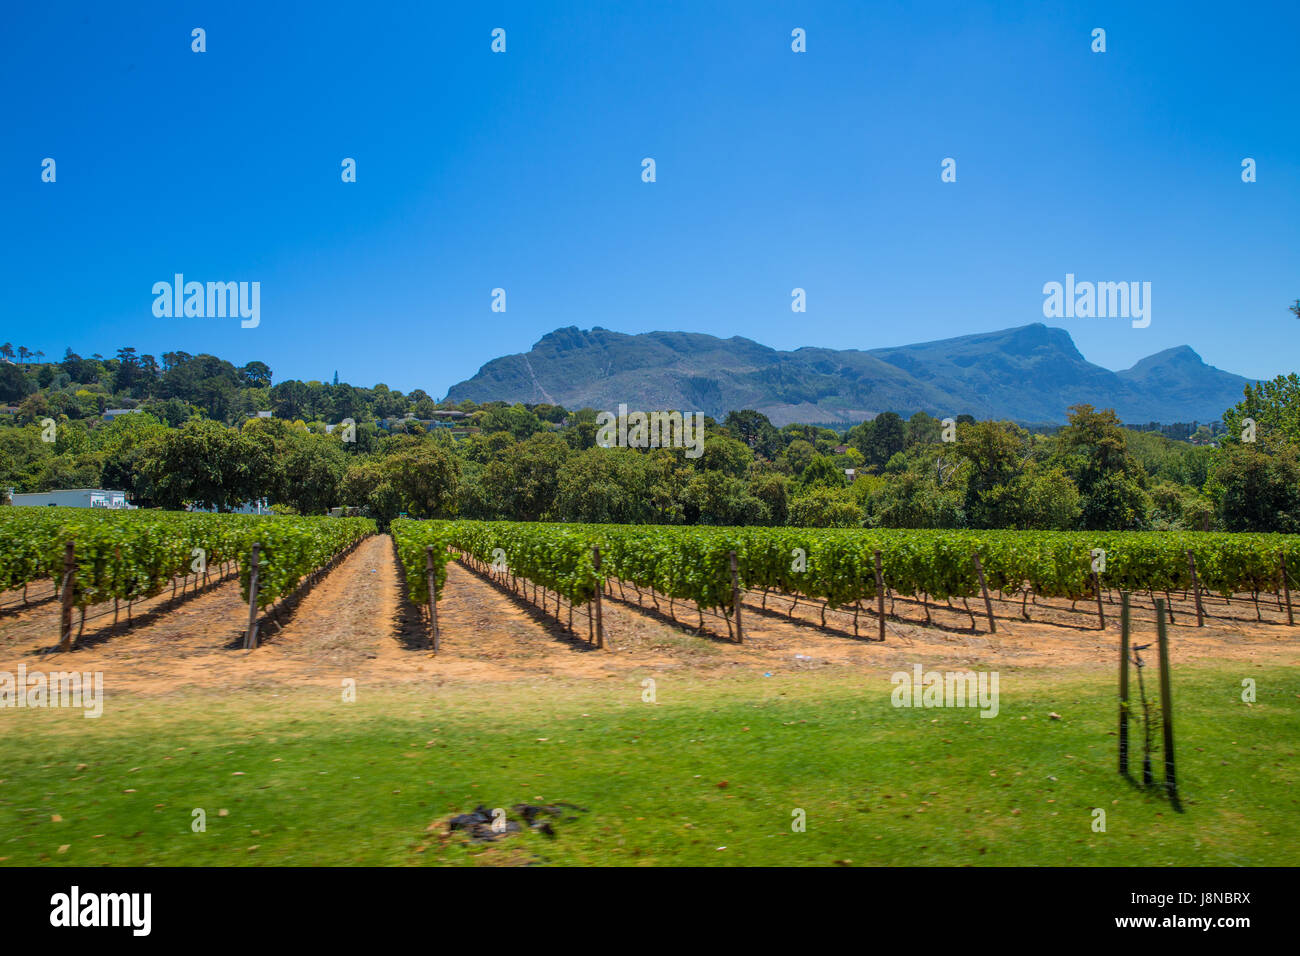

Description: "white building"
9 489 131 509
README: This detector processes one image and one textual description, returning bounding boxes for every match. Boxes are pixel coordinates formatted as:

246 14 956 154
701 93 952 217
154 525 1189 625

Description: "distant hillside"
445 324 1252 425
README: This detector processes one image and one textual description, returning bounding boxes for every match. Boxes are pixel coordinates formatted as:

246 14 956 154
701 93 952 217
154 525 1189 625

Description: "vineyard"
4 510 1298 654
2 509 1297 869
0 508 374 648
391 520 1300 645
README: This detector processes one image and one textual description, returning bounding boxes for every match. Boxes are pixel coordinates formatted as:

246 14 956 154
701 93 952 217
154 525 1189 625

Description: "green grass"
1 662 1297 865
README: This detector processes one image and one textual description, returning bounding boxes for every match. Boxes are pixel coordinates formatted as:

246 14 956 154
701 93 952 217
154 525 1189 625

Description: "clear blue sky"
3 0 1297 395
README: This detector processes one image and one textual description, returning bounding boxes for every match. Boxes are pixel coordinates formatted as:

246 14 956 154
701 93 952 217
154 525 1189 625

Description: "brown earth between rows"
0 534 1295 697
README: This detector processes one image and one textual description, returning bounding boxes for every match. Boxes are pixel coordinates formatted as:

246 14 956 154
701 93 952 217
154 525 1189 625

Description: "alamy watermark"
1042 274 1150 328
596 404 705 459
50 886 150 936
152 274 260 328
1 665 103 717
890 664 999 718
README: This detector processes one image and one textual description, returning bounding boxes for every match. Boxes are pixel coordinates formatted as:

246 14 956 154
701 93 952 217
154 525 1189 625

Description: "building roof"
12 488 127 494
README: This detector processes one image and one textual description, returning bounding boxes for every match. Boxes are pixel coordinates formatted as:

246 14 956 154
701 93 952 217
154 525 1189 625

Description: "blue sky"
3 0 1297 395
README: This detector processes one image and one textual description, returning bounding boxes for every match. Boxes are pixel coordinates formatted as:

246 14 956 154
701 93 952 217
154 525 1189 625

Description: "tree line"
1 346 1298 533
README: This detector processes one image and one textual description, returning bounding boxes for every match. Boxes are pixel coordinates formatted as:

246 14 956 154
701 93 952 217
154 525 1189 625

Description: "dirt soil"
1 534 1295 697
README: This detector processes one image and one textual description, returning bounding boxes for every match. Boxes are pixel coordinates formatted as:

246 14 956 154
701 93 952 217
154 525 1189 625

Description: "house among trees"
8 488 131 509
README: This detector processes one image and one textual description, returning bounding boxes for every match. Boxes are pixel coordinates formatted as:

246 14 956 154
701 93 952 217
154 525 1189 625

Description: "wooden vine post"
729 550 743 644
592 545 604 649
244 542 261 650
57 541 76 651
873 549 886 642
1155 598 1180 806
425 545 440 654
971 553 996 633
1092 569 1106 630
1186 550 1204 627
1281 553 1294 626
1118 591 1130 776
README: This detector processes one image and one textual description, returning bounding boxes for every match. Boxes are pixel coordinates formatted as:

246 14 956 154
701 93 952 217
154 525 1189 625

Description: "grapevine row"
0 508 375 612
392 520 1300 619
238 517 375 609
390 518 457 604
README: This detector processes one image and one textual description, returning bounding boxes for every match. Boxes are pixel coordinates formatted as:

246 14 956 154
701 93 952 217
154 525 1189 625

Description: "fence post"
593 545 604 649
1155 599 1179 806
728 550 743 644
874 550 886 642
972 553 996 634
1119 591 1130 776
425 545 440 654
57 541 76 651
1186 550 1204 627
1092 570 1106 630
1281 554 1294 626
244 542 261 650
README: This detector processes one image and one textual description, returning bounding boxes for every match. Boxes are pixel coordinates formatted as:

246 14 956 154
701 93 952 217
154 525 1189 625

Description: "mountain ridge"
446 323 1252 425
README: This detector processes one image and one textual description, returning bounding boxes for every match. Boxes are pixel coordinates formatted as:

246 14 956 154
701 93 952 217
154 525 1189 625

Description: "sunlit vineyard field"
3 509 1298 867
395 518 1300 625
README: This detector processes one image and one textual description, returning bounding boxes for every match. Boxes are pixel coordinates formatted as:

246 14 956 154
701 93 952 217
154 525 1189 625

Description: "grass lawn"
1 662 1296 866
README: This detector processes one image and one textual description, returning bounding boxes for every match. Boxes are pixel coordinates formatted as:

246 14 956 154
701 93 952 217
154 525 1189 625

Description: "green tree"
563 408 600 451
1004 466 1082 530
479 432 570 520
1053 405 1150 530
16 392 51 423
788 488 863 528
479 403 543 440
270 380 312 420
277 432 349 514
860 412 906 468
553 447 657 524
682 471 767 525
93 412 169 502
343 440 459 524
34 453 102 491
0 424 58 492
159 354 241 421
1221 373 1300 446
696 434 752 478
867 472 964 528
239 361 273 389
954 420 1027 528
138 420 268 510
747 472 790 525
1149 480 1215 532
905 411 942 448
798 453 846 491
0 363 35 403
1210 441 1300 532
112 347 144 396
781 439 816 476
723 409 780 458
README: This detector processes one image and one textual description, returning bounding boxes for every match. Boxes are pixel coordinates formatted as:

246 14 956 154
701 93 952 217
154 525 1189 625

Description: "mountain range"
444 323 1252 426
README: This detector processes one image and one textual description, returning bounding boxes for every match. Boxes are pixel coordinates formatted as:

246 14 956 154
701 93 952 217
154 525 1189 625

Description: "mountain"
1113 346 1251 421
445 324 1253 425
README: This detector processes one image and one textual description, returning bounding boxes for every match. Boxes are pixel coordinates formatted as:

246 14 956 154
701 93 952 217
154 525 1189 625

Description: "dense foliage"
1 343 1296 534
390 518 456 605
0 508 373 610
237 516 374 609
394 520 1300 615
440 520 603 606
